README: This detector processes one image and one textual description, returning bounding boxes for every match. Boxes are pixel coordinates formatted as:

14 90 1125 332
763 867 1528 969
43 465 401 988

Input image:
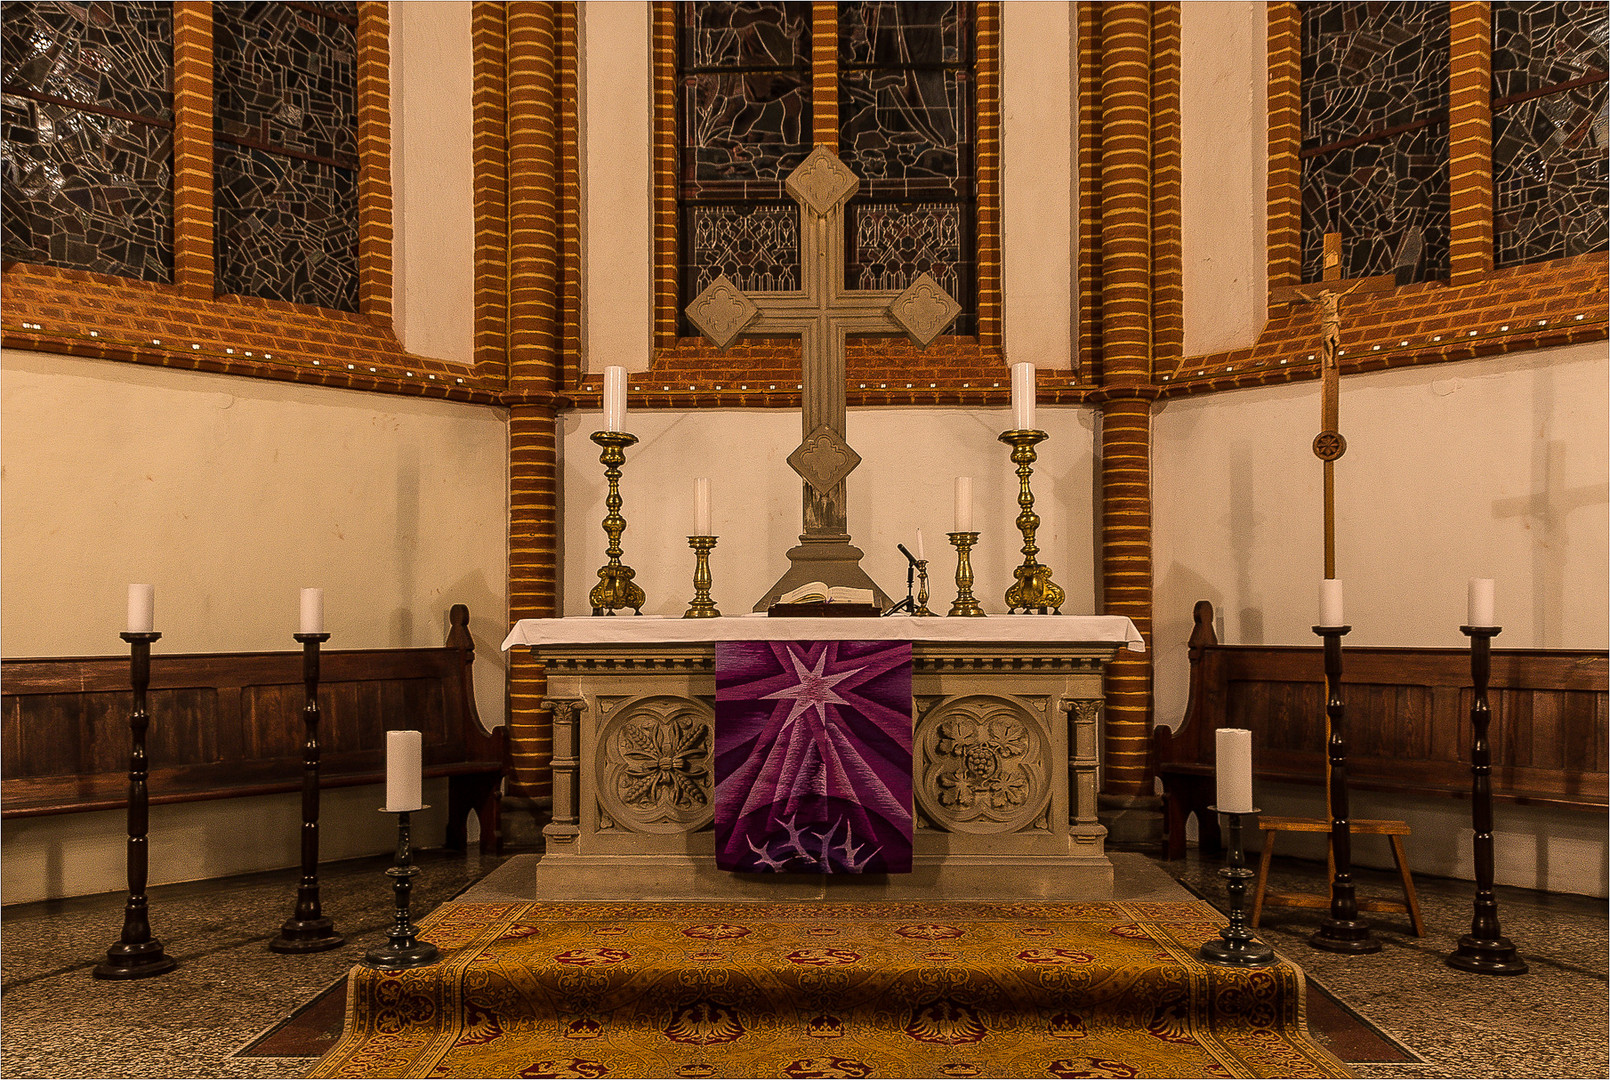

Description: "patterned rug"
308 899 1351 1079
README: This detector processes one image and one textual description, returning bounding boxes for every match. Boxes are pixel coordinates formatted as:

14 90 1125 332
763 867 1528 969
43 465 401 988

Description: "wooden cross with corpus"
1269 231 1410 578
684 147 963 611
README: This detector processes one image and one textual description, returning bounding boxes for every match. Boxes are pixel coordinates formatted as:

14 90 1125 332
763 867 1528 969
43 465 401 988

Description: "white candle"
1468 577 1495 628
694 477 712 536
603 366 626 432
127 584 155 633
915 529 925 562
1215 728 1255 813
1010 362 1036 431
954 476 973 533
1319 578 1344 627
299 587 325 635
385 730 424 812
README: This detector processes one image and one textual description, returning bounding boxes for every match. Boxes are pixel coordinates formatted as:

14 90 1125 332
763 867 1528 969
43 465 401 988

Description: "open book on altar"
777 582 875 605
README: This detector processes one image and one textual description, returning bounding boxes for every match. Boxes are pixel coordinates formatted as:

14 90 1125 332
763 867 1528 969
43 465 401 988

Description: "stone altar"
504 615 1143 899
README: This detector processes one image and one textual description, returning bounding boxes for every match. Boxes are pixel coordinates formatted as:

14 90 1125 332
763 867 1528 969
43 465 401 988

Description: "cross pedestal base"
753 534 892 612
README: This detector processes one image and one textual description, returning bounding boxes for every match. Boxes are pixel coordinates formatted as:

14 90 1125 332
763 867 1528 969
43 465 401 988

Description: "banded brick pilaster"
1094 2 1160 810
1267 3 1303 293
505 3 567 807
471 3 510 387
811 3 839 147
973 3 1003 348
1076 2 1103 376
651 3 679 349
1149 5 1183 379
1448 2 1494 285
558 3 583 387
355 2 393 321
171 3 212 297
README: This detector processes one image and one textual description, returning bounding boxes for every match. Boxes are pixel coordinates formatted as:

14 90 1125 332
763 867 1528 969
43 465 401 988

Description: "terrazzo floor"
1 845 1604 1079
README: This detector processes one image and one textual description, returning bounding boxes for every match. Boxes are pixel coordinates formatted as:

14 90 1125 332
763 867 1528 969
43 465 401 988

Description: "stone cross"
685 148 962 611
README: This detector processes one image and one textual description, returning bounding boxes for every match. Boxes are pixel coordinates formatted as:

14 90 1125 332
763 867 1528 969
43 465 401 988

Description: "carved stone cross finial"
685 148 962 611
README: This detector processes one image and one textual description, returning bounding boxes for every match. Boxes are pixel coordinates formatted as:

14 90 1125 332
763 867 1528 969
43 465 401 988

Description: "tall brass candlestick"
947 532 984 616
270 632 344 953
589 431 645 615
684 535 720 618
95 631 178 980
999 429 1064 614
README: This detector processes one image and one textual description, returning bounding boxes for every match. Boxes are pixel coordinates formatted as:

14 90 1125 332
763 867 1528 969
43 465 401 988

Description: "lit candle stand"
589 367 644 615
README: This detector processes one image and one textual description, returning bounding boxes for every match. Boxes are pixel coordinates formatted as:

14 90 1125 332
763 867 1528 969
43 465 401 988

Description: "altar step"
309 895 1348 1079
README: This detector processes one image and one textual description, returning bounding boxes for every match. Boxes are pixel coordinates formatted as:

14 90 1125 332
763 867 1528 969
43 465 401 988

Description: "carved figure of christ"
686 148 963 611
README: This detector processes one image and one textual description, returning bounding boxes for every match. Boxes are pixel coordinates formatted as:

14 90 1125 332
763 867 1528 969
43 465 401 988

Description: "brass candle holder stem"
684 536 721 618
270 632 344 953
914 560 934 616
947 532 984 616
999 429 1064 614
589 431 645 615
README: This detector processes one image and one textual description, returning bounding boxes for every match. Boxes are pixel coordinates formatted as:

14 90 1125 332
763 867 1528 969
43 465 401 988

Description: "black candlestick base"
1447 934 1527 975
93 939 179 980
270 916 345 954
1199 808 1276 968
1310 918 1382 954
363 934 441 971
361 808 441 972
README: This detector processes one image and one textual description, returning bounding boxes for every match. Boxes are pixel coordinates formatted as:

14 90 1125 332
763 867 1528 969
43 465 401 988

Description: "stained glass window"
1299 2 1450 284
1491 1 1609 267
213 1 358 311
1 1 175 282
840 1 974 334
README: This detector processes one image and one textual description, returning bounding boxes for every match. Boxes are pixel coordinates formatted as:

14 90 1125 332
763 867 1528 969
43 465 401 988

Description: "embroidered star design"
762 648 862 731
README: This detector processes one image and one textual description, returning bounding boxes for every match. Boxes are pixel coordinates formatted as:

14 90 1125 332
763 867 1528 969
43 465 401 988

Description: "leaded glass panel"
213 2 357 165
684 2 810 70
214 140 357 311
683 203 800 302
839 2 964 67
1 0 173 281
1301 1 1449 151
838 67 967 195
1301 122 1450 282
682 71 812 189
1492 1 1609 101
1494 83 1609 267
848 201 973 335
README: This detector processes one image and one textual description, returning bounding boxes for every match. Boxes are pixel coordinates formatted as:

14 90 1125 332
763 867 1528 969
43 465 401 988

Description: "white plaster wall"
559 407 1099 618
1180 1 1267 358
1001 2 1075 369
390 0 476 366
1 350 508 902
579 1 654 373
1152 343 1610 895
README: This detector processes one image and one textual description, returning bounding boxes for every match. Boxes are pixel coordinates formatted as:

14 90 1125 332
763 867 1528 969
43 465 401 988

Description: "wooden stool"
1251 816 1425 937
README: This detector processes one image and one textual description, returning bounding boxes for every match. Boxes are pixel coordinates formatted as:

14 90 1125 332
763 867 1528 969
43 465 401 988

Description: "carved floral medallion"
914 696 1052 834
596 695 715 833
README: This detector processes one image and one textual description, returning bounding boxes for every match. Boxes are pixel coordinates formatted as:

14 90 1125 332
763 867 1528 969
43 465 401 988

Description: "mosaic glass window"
1491 1 1609 267
839 1 974 334
1 1 174 282
214 1 358 310
1299 2 1450 283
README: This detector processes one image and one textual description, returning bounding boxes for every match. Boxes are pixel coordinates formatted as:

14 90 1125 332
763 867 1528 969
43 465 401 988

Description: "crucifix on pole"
684 147 963 612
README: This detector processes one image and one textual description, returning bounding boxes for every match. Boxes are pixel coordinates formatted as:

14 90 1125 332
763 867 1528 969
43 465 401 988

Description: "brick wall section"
651 3 679 350
1266 2 1303 294
355 2 393 322
973 3 1003 349
811 3 838 146
508 407 561 802
1094 2 1160 799
558 3 583 388
1448 2 1494 285
471 3 510 387
1148 5 1183 379
1076 2 1103 378
170 3 213 298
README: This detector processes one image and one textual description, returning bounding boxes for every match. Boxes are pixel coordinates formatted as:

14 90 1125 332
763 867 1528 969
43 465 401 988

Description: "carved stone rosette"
595 695 715 834
914 695 1053 834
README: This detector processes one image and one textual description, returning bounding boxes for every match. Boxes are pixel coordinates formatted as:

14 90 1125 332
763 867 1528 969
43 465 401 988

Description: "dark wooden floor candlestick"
94 632 178 980
1447 626 1527 975
1309 624 1381 954
1199 808 1276 967
362 810 440 971
270 632 344 953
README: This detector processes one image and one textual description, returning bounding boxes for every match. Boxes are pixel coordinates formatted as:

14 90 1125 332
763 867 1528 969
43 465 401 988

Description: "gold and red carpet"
309 899 1350 1079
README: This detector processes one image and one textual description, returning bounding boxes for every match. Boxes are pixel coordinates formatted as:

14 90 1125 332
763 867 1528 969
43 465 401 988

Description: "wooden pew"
1155 600 1608 860
2 604 504 852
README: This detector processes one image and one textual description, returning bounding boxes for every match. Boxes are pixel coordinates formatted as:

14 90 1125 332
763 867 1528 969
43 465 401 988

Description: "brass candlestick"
999 429 1064 613
947 531 984 616
589 431 645 615
684 535 721 618
914 560 934 616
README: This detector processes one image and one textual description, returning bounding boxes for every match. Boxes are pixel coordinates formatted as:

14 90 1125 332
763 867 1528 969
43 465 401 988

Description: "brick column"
1266 3 1303 293
355 2 393 321
1448 2 1494 285
171 3 213 297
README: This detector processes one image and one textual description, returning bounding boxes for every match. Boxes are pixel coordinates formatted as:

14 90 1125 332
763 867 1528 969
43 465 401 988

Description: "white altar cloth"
502 614 1144 652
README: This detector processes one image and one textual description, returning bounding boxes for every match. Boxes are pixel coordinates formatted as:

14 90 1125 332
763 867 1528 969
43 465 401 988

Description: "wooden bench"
1155 600 1608 861
2 604 505 852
